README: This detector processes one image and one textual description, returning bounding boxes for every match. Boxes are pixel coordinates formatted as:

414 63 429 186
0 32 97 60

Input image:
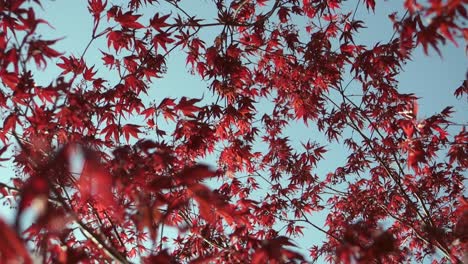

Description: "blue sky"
0 0 466 262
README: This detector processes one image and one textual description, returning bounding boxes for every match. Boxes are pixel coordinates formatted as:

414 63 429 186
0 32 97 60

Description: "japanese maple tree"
0 0 466 263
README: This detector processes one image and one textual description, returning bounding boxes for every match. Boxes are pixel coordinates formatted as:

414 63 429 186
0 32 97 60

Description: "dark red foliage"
0 0 466 263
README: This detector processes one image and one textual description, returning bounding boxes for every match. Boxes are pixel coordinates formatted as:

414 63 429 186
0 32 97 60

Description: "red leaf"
122 124 141 142
28 39 63 69
177 164 217 184
188 183 219 223
278 7 290 23
158 98 176 109
0 144 9 157
141 107 156 120
3 114 19 133
101 123 119 141
340 44 355 54
412 99 419 118
77 149 115 210
408 141 425 171
150 13 170 31
0 71 19 89
88 0 107 20
0 218 32 264
100 50 115 68
454 79 467 99
57 55 84 75
175 97 201 117
439 23 457 47
365 0 376 11
115 11 144 29
152 32 175 51
83 65 97 81
400 120 414 138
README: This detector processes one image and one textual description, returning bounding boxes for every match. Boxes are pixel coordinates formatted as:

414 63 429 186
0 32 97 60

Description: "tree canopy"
0 0 466 263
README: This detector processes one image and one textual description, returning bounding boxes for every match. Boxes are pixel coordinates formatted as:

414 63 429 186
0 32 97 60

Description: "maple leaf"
0 144 10 163
340 44 355 54
57 55 85 75
107 30 133 51
100 50 115 68
0 71 19 89
177 164 218 184
122 124 141 142
278 7 290 23
0 218 33 264
252 236 303 264
365 0 376 11
28 39 63 69
3 114 20 133
407 141 426 171
152 32 175 51
93 78 106 90
16 173 49 229
83 65 97 81
141 107 156 120
101 123 119 141
175 97 201 117
448 128 468 166
115 11 144 29
454 78 467 99
0 1 465 263
150 13 170 31
399 120 415 138
77 148 115 211
35 87 58 104
17 8 52 32
187 183 230 224
88 0 107 23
